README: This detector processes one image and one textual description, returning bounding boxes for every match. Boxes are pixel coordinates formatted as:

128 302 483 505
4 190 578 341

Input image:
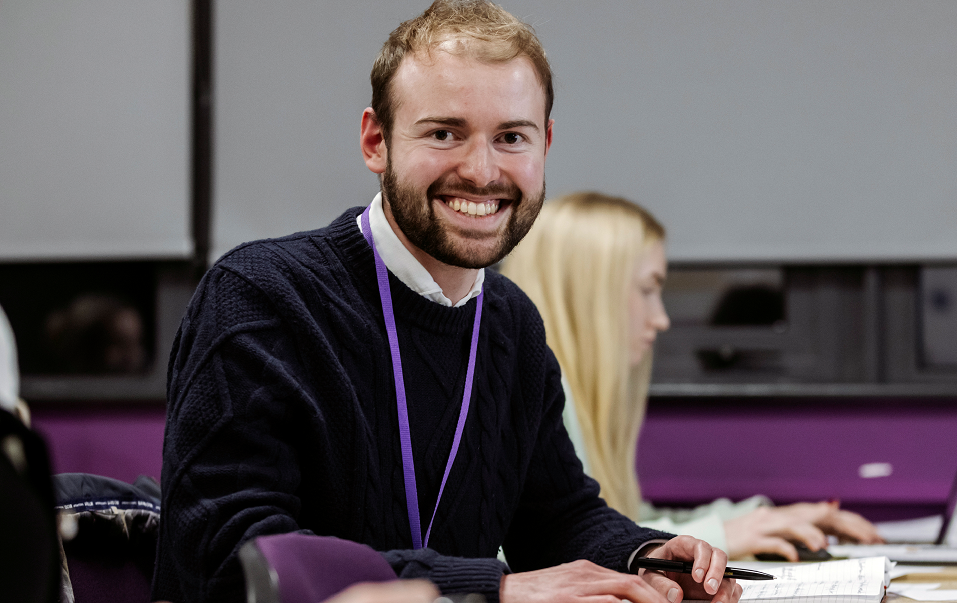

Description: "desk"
888 567 957 603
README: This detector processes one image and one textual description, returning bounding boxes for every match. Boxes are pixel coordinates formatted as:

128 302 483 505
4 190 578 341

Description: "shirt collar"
357 193 484 308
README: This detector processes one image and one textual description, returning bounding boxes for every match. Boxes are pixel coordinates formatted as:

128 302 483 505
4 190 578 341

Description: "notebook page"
764 557 890 587
740 578 878 602
738 557 890 603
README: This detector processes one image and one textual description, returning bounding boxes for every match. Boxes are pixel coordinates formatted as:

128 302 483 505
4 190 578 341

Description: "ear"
543 118 554 158
360 108 387 174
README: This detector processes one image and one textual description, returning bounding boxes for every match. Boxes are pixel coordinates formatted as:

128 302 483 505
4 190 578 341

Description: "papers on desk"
739 557 891 603
829 544 957 565
887 582 957 601
876 515 945 544
890 565 948 580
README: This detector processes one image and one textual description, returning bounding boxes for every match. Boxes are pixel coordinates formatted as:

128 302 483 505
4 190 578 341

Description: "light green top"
560 377 771 553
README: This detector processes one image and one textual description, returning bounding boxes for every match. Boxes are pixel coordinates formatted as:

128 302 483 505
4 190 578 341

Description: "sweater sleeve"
637 513 728 552
381 549 507 600
501 349 675 574
153 264 511 603
154 266 316 602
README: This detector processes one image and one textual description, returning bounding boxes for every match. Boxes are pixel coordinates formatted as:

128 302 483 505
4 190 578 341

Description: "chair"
54 472 162 603
239 533 398 603
0 408 60 603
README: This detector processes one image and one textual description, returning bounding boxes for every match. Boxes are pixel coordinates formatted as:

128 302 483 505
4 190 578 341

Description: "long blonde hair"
501 191 665 520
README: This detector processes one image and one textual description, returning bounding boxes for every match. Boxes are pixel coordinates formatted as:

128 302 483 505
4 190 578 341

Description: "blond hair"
370 0 553 143
501 192 665 520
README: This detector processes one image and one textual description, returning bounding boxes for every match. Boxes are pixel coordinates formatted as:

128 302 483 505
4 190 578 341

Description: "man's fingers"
643 536 741 603
641 570 684 603
666 535 719 586
701 544 729 594
633 575 679 603
501 560 680 603
594 574 672 603
717 579 743 603
710 577 739 603
326 580 439 603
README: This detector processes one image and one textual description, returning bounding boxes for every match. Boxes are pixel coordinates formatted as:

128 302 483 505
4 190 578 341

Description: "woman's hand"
723 501 884 561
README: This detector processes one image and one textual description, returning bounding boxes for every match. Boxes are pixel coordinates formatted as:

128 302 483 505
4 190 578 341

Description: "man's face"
371 47 552 269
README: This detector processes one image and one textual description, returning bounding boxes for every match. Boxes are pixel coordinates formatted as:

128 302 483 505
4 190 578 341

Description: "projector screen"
0 0 191 261
211 0 957 263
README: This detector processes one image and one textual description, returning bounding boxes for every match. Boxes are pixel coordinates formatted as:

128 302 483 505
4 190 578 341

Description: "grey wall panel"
212 1 957 262
0 0 191 261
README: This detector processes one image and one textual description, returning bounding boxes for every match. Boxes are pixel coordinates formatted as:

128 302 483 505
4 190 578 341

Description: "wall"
211 0 957 262
30 405 166 485
26 396 957 523
0 0 191 261
638 397 957 521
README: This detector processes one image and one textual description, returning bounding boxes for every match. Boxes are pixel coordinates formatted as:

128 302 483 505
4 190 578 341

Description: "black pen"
629 558 776 580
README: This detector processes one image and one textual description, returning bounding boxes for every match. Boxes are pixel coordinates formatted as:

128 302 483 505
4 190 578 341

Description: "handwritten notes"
739 557 891 603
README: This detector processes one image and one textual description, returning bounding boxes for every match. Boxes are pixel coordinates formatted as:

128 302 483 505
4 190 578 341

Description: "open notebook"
829 467 957 564
738 557 892 603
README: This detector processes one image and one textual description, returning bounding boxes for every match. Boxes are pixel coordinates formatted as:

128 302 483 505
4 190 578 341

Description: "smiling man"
153 3 743 603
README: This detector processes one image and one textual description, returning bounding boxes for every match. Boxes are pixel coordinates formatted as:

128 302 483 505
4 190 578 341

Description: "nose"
651 299 670 332
456 139 500 187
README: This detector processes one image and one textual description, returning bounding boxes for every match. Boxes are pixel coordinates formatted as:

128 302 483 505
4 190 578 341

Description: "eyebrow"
415 117 468 128
414 117 541 133
499 119 540 133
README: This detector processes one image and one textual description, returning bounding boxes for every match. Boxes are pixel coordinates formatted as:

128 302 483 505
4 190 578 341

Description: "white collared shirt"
0 305 19 412
357 193 484 308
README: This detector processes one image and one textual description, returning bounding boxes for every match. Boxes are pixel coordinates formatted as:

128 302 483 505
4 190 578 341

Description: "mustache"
427 177 521 202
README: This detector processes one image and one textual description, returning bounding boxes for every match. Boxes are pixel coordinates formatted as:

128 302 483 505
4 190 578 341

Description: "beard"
381 159 545 269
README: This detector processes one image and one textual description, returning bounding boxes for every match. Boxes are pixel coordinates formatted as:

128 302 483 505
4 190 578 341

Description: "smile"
442 197 502 217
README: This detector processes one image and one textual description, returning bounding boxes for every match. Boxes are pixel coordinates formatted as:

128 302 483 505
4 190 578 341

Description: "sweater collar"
356 194 484 308
328 206 482 334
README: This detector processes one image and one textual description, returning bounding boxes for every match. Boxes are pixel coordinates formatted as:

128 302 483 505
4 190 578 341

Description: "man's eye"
501 132 522 144
433 130 452 141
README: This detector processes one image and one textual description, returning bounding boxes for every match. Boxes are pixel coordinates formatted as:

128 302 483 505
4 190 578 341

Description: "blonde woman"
501 191 882 560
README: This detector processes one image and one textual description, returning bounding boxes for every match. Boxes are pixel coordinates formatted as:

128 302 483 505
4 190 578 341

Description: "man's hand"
500 559 673 603
325 579 439 603
723 501 884 561
642 535 742 603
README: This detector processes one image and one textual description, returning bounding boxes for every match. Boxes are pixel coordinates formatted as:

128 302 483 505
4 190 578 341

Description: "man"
153 2 744 602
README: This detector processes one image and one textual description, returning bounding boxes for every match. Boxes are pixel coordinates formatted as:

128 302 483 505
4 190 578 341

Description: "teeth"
444 198 500 217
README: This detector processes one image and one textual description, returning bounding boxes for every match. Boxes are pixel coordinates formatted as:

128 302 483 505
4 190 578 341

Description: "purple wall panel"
637 398 957 514
30 405 166 483
24 396 957 520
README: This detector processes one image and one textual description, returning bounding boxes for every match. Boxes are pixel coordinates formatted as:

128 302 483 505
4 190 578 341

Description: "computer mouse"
755 542 833 562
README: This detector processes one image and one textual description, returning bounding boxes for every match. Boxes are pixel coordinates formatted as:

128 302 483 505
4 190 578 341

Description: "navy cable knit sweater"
152 207 671 603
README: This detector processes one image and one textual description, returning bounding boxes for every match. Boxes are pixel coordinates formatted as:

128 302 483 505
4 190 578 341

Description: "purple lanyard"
360 206 483 549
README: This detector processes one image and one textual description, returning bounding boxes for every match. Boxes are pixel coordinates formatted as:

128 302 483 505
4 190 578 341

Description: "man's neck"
382 202 479 306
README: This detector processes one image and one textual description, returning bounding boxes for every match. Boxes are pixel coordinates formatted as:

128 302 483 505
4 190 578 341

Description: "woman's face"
627 240 670 366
